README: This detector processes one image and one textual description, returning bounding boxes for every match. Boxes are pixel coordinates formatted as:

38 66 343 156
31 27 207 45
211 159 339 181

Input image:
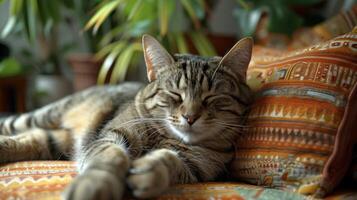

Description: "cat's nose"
182 114 199 125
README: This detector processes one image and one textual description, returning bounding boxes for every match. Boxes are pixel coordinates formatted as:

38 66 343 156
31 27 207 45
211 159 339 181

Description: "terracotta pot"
208 34 238 56
67 54 101 91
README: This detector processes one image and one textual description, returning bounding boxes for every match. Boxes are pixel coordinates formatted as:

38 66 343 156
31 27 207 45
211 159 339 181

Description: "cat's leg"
127 148 198 198
62 130 135 200
0 101 68 135
0 128 73 164
0 86 106 136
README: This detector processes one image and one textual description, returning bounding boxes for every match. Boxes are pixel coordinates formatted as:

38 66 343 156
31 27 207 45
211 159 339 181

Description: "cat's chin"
167 125 211 144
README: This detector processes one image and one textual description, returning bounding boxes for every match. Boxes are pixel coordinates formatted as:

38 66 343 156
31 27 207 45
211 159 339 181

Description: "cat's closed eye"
166 91 183 103
203 95 232 106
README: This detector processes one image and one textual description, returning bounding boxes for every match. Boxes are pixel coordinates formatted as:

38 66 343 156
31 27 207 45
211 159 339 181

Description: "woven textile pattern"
1 161 357 200
232 28 357 195
0 161 76 200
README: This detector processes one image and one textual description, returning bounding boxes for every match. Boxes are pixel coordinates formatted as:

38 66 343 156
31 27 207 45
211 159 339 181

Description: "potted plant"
65 0 105 91
85 0 218 84
1 0 74 107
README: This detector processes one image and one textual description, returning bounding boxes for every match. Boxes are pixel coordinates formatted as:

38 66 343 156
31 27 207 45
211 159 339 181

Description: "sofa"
1 6 357 200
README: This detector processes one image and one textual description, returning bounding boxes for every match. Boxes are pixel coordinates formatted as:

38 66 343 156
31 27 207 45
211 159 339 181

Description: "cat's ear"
219 37 253 81
142 34 175 82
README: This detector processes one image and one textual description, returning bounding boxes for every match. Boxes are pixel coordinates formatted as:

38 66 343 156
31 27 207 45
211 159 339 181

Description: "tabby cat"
0 35 253 199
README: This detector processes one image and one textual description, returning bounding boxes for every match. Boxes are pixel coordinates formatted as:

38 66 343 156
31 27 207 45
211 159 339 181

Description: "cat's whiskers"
215 121 250 128
149 126 168 136
216 125 247 141
115 118 168 129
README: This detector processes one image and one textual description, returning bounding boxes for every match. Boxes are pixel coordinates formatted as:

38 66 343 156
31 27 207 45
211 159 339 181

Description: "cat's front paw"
63 169 124 200
127 156 170 198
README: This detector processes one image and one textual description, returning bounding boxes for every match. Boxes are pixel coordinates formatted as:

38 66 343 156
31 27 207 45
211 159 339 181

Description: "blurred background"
0 0 355 116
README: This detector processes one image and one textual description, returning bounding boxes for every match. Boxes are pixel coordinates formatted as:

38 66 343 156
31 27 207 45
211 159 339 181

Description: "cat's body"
0 35 253 199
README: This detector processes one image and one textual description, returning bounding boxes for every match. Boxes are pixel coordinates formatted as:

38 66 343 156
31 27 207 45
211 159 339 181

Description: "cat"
0 35 253 199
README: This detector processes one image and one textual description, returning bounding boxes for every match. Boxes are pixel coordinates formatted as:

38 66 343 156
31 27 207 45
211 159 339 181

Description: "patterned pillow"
231 27 357 197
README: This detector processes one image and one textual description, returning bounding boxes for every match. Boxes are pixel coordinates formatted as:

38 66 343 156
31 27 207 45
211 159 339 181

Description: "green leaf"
126 19 153 37
27 0 38 43
0 58 23 77
235 0 251 10
85 0 121 34
176 32 188 54
181 0 202 29
166 33 177 53
1 16 17 38
62 0 75 8
99 25 126 47
127 0 144 20
96 40 125 58
234 7 262 36
190 32 216 56
158 0 174 36
158 0 168 36
267 4 303 35
109 42 141 84
45 0 60 24
10 0 23 15
22 0 36 43
97 41 127 84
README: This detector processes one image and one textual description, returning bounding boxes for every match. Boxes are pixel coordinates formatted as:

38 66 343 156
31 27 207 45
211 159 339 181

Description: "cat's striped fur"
0 35 253 199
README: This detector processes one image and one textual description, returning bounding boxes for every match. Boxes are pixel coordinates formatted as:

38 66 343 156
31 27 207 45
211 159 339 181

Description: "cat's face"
142 35 253 144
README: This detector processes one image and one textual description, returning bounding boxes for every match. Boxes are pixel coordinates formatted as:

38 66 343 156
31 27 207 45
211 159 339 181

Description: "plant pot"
207 34 238 56
67 54 101 91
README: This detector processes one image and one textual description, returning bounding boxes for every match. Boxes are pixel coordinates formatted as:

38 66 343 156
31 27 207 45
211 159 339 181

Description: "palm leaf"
196 32 217 56
85 0 121 34
109 42 141 84
181 0 204 29
22 0 37 43
97 41 127 84
176 32 188 54
96 40 124 59
10 0 23 15
190 32 216 56
127 0 144 20
158 0 174 36
1 17 16 38
99 25 126 47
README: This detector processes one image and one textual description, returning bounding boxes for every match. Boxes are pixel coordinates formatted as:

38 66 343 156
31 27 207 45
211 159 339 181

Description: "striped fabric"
231 27 357 196
0 161 76 200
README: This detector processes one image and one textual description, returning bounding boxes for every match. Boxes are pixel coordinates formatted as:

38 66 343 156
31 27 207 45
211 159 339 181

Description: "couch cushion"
231 28 357 197
1 161 357 200
0 161 76 200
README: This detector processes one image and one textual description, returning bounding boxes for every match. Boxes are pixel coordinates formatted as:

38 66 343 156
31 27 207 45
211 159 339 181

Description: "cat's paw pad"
127 157 169 198
62 169 124 200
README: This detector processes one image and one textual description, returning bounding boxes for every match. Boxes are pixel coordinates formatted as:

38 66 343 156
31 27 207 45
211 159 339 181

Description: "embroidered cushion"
231 28 357 197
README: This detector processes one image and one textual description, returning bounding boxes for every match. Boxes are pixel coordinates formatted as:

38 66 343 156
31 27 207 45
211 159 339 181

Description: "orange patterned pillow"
231 27 357 197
